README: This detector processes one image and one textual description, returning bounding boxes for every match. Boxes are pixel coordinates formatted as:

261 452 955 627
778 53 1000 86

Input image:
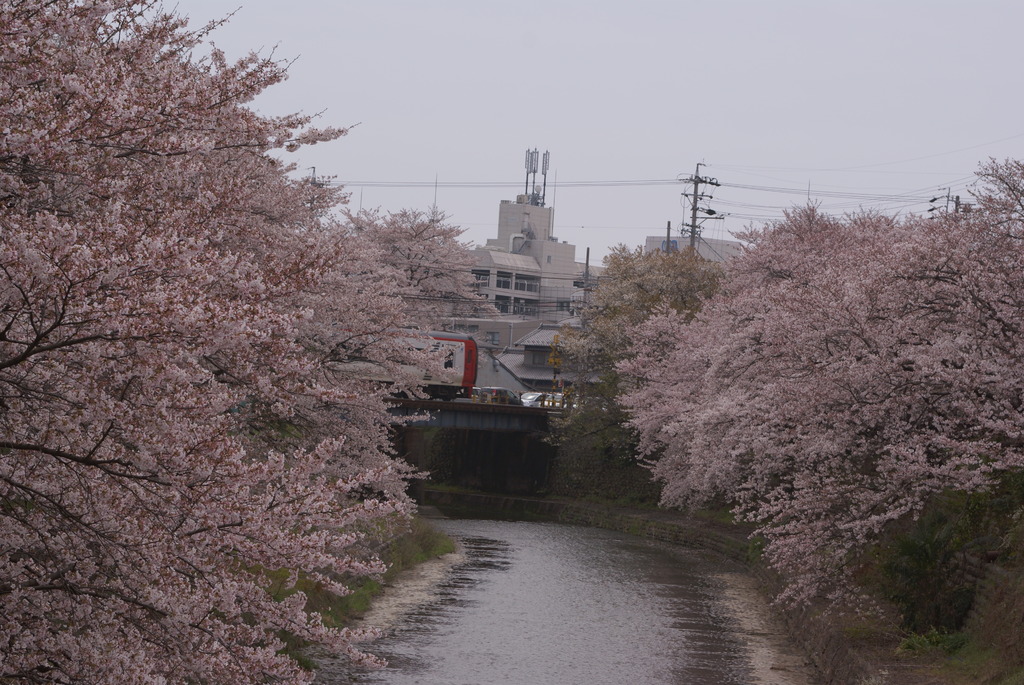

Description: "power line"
329 179 682 189
330 175 974 206
719 181 934 202
329 166 984 248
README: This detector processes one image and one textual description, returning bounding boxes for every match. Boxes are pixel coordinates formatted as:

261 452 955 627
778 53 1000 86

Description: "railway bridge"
386 398 557 496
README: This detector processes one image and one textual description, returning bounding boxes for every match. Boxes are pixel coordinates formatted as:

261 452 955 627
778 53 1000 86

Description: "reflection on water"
315 519 817 685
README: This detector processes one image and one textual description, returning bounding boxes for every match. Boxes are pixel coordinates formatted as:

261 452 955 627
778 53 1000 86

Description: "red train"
414 331 478 400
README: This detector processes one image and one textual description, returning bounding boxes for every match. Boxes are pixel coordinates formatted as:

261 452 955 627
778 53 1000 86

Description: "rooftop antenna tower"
525 148 539 199
522 148 550 206
540 150 550 207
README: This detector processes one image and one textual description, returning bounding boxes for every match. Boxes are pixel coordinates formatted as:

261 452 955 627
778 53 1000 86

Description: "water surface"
316 518 817 685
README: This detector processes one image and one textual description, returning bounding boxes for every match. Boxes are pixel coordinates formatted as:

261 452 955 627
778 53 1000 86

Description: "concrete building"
644 234 745 262
456 188 598 353
473 194 590 321
449 152 744 396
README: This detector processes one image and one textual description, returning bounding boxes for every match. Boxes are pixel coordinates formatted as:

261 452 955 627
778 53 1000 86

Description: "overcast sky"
172 0 1024 262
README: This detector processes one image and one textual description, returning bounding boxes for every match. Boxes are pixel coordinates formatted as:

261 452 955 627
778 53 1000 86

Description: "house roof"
514 323 569 348
473 249 539 272
516 328 558 348
495 349 560 389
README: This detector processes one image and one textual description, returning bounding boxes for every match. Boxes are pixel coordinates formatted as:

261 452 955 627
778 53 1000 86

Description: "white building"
458 190 598 351
452 151 745 391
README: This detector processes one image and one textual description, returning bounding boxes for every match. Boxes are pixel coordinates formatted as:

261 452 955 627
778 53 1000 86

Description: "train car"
416 331 477 400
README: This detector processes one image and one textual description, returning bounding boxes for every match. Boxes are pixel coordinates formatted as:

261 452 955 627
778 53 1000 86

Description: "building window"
494 295 511 313
495 272 512 289
484 331 500 346
512 298 538 316
546 255 552 264
513 276 539 293
557 300 570 311
472 269 490 284
527 350 550 366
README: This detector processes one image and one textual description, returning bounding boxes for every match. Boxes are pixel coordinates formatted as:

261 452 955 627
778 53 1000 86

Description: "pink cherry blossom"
623 161 1024 605
0 2 465 681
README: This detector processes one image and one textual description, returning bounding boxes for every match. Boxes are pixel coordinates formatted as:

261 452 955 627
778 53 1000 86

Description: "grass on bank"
868 477 1024 684
891 633 1024 685
267 515 455 662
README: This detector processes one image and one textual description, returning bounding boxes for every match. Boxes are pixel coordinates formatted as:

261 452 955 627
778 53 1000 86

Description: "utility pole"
683 163 720 250
583 247 591 307
928 188 970 216
665 220 673 252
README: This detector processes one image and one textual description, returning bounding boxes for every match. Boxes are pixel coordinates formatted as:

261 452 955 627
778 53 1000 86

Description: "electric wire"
328 174 979 223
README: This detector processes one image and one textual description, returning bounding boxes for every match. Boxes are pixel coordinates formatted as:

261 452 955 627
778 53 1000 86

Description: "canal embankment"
418 487 955 685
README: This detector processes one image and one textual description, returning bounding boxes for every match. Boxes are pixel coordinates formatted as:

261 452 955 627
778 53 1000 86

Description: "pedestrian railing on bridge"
386 398 554 431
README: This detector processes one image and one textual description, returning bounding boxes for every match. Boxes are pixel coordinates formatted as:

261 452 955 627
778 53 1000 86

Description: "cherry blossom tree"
0 2 427 682
623 163 1024 605
346 207 490 329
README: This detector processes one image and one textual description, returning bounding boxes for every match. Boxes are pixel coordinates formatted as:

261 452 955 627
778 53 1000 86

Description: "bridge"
386 398 556 431
386 398 557 495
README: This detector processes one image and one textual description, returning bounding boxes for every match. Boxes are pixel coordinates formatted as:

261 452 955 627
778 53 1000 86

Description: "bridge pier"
394 425 555 496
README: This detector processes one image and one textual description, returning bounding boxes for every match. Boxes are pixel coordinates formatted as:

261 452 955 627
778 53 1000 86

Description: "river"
313 517 819 685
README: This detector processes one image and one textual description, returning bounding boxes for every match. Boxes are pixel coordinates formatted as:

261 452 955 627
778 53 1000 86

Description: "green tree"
552 246 722 501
